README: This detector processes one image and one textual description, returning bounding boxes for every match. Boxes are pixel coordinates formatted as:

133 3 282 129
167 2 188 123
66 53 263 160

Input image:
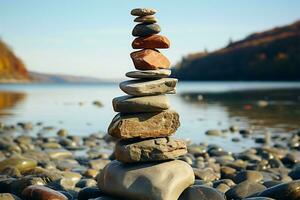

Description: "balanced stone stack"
97 8 194 200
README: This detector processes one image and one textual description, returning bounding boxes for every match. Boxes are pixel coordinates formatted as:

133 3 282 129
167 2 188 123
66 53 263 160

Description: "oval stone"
132 35 170 49
112 95 170 113
126 69 171 79
97 160 194 200
119 78 177 96
115 137 187 163
0 156 37 173
131 8 156 16
179 185 226 200
132 24 161 37
134 15 157 24
22 185 68 200
130 49 170 70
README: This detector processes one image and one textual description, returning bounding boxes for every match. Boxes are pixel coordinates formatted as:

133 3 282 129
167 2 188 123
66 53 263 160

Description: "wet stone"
132 23 161 37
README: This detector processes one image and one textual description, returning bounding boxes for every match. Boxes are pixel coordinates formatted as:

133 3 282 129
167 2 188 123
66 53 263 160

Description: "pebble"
205 129 223 136
131 8 156 16
108 110 180 139
256 180 300 200
97 160 194 200
132 23 161 37
77 187 103 200
179 185 226 200
193 168 220 182
130 49 170 70
225 181 266 199
22 185 68 200
126 69 171 79
112 95 170 113
134 15 157 24
115 137 187 163
0 156 37 173
132 35 170 49
119 78 177 96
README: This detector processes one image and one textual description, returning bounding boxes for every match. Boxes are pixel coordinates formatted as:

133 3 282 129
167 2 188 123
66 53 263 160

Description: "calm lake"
0 82 300 152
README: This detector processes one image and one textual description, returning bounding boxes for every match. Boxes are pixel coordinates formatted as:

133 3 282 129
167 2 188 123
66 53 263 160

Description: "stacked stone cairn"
97 8 194 200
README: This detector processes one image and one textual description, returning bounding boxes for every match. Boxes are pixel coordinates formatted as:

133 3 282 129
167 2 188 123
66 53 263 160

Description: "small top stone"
131 8 156 16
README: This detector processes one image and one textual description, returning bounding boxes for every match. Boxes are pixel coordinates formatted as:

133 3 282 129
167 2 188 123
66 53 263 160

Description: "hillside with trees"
172 20 300 81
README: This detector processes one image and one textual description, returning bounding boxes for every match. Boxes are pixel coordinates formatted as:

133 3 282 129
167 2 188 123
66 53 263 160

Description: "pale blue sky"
1 0 300 79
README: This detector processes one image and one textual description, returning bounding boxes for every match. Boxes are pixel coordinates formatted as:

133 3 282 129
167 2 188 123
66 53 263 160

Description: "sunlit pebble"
197 95 203 101
257 100 269 107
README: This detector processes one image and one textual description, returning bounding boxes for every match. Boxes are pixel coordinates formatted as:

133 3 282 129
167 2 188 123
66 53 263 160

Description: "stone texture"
234 170 263 183
179 185 226 200
112 95 170 113
115 137 187 163
126 69 171 79
131 49 170 70
0 156 37 173
108 110 180 139
132 24 161 37
134 15 157 24
22 185 68 200
97 160 194 200
131 8 156 16
132 35 170 49
256 180 300 200
119 78 177 96
225 181 266 200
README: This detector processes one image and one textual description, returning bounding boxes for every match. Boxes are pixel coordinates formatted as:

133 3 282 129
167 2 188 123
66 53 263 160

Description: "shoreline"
0 121 299 199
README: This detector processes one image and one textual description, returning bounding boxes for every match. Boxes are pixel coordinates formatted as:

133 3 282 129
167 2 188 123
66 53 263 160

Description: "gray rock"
131 8 156 16
256 180 300 200
134 15 157 24
119 78 177 96
97 160 194 200
179 185 225 200
132 23 161 37
115 137 187 163
193 168 220 182
126 69 171 79
112 95 170 113
77 187 103 200
0 193 21 200
225 181 266 200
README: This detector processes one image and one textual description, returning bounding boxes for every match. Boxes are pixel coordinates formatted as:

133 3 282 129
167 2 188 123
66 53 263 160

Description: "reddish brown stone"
130 49 170 70
132 35 170 49
22 185 68 200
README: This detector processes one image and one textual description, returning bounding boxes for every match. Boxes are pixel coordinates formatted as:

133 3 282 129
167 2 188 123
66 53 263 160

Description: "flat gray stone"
131 8 156 16
126 69 171 79
97 160 194 200
179 185 226 200
112 95 170 113
134 15 157 24
119 78 177 96
115 137 187 163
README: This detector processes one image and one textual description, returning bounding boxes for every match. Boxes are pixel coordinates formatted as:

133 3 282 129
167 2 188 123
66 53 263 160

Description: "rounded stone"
134 15 157 23
132 23 161 37
131 8 156 16
22 185 68 200
77 187 103 200
115 137 187 163
119 78 177 96
97 160 194 200
112 95 170 113
256 180 300 200
126 69 171 79
0 193 21 200
0 156 37 173
179 185 226 200
225 181 266 200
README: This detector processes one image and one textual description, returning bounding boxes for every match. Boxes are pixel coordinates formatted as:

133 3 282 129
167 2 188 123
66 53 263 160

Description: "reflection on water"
0 83 299 151
0 91 25 115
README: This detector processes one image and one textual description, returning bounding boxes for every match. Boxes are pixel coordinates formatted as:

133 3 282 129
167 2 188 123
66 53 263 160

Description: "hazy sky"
1 0 300 80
